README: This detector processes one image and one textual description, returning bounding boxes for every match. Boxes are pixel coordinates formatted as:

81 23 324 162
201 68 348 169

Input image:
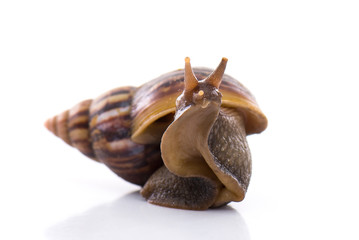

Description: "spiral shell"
45 99 96 160
45 87 163 186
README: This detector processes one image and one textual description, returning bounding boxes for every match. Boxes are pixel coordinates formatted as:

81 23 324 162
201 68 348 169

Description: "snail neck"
161 102 251 205
160 101 221 181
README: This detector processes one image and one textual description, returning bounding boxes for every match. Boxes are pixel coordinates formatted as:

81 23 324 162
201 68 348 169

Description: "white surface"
1 1 359 239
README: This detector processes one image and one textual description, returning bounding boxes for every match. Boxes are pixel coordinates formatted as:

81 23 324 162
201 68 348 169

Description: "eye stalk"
204 57 228 89
184 57 199 92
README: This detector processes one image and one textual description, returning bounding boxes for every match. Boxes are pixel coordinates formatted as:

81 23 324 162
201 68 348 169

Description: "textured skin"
141 166 219 210
208 108 252 193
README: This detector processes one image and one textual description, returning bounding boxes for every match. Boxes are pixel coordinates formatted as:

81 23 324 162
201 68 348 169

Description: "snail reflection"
45 58 267 210
46 191 251 240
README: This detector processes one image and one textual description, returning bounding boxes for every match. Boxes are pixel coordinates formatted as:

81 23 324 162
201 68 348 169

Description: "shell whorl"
89 87 162 186
45 87 163 186
45 99 97 160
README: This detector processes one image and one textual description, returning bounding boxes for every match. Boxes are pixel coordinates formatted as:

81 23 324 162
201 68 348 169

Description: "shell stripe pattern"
46 99 96 160
45 86 163 186
89 87 162 185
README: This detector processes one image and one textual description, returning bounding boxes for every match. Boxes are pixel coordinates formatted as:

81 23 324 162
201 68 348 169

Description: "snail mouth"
201 100 210 108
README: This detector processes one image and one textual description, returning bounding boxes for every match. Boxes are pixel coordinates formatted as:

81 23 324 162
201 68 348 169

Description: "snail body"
45 58 267 210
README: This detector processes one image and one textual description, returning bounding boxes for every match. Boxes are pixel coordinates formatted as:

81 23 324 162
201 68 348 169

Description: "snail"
45 57 267 210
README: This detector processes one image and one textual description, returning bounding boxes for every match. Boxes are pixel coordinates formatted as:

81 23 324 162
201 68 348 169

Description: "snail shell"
45 58 267 210
45 87 163 186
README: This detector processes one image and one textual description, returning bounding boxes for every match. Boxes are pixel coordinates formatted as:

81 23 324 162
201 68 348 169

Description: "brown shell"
45 87 163 186
131 67 268 144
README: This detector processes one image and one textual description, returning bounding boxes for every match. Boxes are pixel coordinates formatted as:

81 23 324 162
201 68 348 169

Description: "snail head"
180 57 228 110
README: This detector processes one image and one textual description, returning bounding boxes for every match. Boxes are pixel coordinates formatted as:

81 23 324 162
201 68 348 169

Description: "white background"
1 0 358 239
